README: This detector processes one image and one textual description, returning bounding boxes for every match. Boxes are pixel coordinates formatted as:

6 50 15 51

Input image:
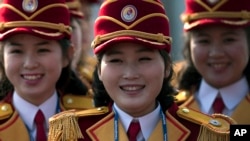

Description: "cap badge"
22 0 38 13
121 5 137 22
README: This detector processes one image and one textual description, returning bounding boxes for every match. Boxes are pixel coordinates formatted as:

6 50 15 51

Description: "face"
71 18 83 71
190 25 249 88
3 34 68 105
98 42 166 117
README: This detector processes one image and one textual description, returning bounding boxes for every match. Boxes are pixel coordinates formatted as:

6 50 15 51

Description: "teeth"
122 86 142 91
23 75 41 80
212 64 226 69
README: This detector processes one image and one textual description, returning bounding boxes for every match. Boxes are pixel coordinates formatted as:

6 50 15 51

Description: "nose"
23 54 39 69
122 64 139 79
208 42 225 58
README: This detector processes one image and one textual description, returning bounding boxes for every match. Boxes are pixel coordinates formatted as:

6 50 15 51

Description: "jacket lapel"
87 111 191 141
87 112 128 141
231 94 250 124
0 111 30 141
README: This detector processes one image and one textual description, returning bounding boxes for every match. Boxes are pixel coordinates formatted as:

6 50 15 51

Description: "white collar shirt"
13 90 58 140
114 103 161 141
197 77 248 115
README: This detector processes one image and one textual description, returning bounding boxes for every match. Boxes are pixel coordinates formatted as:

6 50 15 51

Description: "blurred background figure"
74 0 101 86
174 0 250 124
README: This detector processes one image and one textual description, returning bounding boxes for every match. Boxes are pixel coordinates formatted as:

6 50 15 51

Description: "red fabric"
35 110 47 141
127 121 141 141
213 97 225 113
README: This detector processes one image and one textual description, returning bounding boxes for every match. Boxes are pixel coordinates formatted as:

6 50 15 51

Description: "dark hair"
92 49 176 111
178 26 250 90
0 38 88 100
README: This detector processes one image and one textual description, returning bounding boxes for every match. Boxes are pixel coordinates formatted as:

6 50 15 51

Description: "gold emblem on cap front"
22 0 38 13
121 5 137 22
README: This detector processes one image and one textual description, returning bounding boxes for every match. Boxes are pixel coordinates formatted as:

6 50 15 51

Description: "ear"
63 45 74 67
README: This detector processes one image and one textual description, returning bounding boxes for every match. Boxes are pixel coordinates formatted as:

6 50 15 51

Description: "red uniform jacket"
0 91 94 141
48 103 235 141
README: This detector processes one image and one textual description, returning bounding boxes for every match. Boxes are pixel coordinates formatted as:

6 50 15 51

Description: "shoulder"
169 104 236 140
61 93 95 110
48 106 109 141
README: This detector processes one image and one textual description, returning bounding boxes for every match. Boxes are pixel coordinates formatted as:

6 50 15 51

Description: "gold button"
182 108 189 113
67 98 73 104
1 105 8 111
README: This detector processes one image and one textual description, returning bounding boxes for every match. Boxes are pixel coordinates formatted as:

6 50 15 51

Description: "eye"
38 48 50 53
109 58 123 63
196 38 210 44
9 49 22 54
139 57 152 61
223 37 236 43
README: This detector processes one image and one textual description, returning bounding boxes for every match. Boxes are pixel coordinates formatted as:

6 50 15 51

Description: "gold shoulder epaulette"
0 103 13 120
62 93 94 110
174 90 190 104
177 107 236 141
48 106 109 141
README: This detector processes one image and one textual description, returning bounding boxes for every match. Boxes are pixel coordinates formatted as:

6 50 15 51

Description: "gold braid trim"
66 1 81 10
181 11 250 23
48 107 109 141
91 30 172 48
197 114 237 141
48 111 83 141
0 21 71 34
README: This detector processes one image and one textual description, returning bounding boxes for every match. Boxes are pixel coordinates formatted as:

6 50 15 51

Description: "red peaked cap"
0 0 71 41
92 0 172 54
66 0 84 18
181 0 250 31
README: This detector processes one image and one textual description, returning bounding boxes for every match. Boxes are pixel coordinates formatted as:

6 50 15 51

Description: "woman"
49 0 235 141
0 0 91 140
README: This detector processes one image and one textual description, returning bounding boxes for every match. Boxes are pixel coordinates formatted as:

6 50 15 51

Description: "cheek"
190 45 206 64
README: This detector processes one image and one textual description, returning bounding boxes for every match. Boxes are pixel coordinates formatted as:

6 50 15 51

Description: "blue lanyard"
113 106 168 141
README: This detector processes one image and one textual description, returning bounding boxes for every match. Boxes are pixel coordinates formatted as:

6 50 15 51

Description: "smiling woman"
48 0 236 141
0 0 93 140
